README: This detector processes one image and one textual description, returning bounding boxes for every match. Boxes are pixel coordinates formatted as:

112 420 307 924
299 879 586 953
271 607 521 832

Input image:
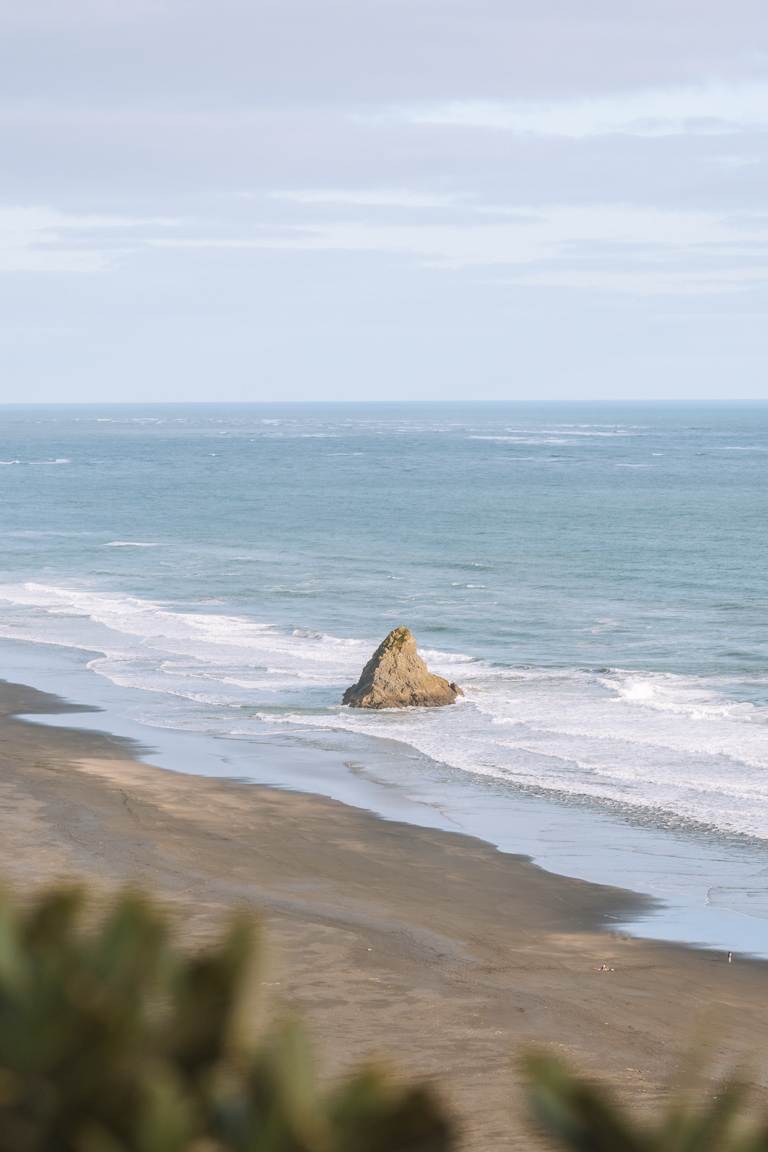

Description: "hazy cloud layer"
1 0 767 400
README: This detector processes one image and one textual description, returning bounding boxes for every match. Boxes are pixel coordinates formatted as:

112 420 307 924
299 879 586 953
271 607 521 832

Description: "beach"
3 679 768 1150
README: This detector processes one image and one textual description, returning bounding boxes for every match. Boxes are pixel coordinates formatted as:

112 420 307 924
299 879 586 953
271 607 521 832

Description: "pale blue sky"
1 0 767 401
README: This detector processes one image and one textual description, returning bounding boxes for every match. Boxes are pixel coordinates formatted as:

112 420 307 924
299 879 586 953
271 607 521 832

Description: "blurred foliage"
0 886 453 1152
524 1051 768 1152
2 883 765 1152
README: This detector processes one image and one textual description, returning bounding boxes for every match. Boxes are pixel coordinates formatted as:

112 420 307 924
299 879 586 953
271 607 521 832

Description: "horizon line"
1 398 767 408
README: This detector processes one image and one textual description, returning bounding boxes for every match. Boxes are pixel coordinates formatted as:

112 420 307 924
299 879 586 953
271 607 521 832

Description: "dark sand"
2 679 768 1148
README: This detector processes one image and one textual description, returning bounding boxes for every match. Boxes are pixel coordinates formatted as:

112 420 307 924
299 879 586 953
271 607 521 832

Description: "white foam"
469 435 571 445
0 458 70 466
103 541 163 548
471 427 638 440
1 581 767 839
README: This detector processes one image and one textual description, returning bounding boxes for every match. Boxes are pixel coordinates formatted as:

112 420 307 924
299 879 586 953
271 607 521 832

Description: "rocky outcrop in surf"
343 627 463 709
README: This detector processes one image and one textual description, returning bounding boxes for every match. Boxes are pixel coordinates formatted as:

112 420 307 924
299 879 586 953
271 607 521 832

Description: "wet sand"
2 679 768 1149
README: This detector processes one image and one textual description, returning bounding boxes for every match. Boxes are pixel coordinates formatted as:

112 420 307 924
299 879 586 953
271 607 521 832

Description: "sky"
1 0 768 402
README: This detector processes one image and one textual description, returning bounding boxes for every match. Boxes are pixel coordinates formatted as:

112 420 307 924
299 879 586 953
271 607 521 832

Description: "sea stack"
343 627 463 709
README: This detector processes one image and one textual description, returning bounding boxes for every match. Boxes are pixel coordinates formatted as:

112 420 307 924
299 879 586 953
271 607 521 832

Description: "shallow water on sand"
0 403 767 955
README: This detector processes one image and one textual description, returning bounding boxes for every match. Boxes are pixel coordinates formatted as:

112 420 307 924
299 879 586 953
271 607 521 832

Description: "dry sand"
2 679 768 1149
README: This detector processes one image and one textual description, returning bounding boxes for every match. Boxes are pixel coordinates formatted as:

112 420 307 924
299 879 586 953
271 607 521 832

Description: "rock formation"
343 627 463 709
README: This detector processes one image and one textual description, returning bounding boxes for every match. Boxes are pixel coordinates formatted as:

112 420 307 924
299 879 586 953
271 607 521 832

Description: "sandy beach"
2 678 768 1149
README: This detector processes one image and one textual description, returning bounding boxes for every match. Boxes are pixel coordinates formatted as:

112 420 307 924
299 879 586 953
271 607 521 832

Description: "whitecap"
1 581 767 840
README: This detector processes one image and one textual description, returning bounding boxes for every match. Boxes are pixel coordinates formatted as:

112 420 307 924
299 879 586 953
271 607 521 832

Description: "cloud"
10 192 764 297
7 192 768 297
0 207 179 272
1 0 768 397
267 188 458 209
390 81 768 138
0 0 168 29
150 203 768 294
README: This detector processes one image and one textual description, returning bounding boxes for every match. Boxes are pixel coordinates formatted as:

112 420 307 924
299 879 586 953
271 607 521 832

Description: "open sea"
1 402 767 955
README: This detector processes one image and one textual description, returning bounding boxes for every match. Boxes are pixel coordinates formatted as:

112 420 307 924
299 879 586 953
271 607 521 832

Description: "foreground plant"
524 1051 767 1152
0 886 453 1152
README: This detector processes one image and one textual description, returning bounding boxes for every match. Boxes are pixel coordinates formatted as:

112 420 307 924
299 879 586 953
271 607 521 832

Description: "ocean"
1 402 767 953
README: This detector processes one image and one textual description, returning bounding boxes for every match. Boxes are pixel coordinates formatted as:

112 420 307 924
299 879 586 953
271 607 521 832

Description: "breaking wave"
0 581 766 839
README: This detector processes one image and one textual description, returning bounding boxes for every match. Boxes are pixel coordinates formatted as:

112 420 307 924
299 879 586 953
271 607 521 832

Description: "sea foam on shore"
0 580 766 841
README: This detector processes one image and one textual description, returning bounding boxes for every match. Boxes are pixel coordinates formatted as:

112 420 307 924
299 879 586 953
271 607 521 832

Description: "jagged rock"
343 627 463 709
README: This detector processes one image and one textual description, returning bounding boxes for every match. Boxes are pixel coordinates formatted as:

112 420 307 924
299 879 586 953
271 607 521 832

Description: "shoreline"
4 678 652 935
3 679 768 1148
7 633 768 960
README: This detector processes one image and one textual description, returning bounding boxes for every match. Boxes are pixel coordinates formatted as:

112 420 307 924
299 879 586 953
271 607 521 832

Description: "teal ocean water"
1 402 767 951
